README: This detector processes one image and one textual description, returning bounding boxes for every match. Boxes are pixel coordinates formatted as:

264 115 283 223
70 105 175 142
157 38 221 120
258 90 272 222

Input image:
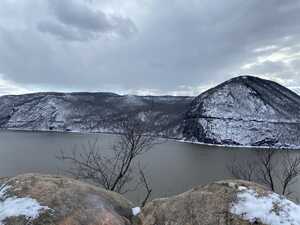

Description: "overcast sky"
0 0 300 96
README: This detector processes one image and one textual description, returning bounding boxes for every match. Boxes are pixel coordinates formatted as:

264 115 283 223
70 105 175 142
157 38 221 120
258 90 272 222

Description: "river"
1 130 300 203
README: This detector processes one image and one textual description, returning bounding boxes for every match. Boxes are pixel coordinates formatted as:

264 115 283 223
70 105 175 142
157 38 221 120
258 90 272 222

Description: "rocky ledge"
139 180 300 225
1 174 300 225
0 174 133 225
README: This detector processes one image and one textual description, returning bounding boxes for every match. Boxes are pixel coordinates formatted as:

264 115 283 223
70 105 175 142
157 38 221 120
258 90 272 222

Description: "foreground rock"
2 175 300 225
140 180 300 225
0 173 133 225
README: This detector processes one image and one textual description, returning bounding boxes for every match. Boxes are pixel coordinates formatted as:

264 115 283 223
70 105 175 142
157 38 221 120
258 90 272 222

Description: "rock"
0 173 134 225
139 180 300 225
2 175 299 225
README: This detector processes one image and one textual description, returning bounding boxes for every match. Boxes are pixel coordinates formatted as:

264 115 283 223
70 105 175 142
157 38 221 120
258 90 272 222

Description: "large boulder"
0 173 134 225
139 180 300 225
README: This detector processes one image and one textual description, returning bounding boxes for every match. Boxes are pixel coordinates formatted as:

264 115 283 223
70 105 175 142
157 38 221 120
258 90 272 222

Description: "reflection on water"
0 130 300 203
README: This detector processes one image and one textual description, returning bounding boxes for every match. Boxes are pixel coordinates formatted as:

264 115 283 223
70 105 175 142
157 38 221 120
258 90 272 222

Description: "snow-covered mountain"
0 92 193 137
291 87 300 96
182 76 300 148
1 75 300 148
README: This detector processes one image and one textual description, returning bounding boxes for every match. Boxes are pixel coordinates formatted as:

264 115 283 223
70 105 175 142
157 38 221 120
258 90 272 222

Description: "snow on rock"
1 173 134 225
139 179 276 225
231 186 300 225
132 207 141 216
0 184 49 224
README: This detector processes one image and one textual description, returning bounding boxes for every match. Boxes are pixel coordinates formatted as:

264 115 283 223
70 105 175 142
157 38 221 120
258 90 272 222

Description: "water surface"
1 130 299 202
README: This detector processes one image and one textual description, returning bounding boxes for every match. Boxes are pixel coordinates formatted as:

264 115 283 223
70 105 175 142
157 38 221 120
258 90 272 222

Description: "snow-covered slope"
1 75 300 148
291 87 300 95
182 76 300 148
0 92 193 137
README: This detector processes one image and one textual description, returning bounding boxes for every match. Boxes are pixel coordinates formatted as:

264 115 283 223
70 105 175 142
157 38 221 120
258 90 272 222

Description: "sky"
0 0 300 96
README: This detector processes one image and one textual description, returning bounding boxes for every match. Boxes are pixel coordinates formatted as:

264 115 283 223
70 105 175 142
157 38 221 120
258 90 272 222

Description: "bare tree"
228 149 300 196
278 150 300 196
256 149 277 192
58 114 159 203
227 158 258 182
139 168 152 207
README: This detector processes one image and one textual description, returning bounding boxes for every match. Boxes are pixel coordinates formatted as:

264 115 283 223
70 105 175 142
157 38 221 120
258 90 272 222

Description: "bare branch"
228 149 300 197
139 169 152 207
58 112 157 204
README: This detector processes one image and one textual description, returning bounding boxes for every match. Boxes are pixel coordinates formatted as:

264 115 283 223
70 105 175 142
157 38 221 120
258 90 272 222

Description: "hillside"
0 92 192 137
182 76 300 147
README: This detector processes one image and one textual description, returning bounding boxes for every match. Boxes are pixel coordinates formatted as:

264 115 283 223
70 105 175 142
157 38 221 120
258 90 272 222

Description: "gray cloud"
37 0 137 41
37 20 94 41
0 0 300 95
49 0 113 32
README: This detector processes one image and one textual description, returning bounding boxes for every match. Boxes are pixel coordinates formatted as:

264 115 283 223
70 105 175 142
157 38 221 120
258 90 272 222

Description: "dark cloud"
37 0 137 41
0 0 300 95
49 0 113 32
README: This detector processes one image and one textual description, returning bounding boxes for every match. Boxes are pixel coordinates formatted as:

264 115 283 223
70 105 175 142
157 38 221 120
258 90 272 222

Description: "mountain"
291 87 300 95
182 75 300 148
0 75 300 148
0 92 193 137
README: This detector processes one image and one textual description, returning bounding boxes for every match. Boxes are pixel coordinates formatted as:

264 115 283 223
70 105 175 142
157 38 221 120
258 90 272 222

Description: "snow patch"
231 187 300 225
138 112 147 122
238 186 247 191
227 182 237 188
132 207 141 216
178 139 300 150
0 184 50 224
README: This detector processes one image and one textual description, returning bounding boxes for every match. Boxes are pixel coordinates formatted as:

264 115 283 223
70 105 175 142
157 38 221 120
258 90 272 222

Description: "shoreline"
1 128 300 150
178 140 300 150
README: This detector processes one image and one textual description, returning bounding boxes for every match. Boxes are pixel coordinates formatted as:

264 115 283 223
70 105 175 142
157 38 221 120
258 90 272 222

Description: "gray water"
1 130 300 203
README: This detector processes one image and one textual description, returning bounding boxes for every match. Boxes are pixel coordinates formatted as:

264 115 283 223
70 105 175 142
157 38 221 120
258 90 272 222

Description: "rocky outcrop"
0 173 134 225
182 76 300 148
139 180 300 225
1 175 300 225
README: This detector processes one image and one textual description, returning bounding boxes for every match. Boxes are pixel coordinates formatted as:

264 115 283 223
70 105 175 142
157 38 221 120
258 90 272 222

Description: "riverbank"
2 128 300 150
178 140 300 150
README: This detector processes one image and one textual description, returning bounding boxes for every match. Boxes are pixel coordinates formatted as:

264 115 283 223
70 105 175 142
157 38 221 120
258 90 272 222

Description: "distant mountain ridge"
0 75 300 148
0 92 193 137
